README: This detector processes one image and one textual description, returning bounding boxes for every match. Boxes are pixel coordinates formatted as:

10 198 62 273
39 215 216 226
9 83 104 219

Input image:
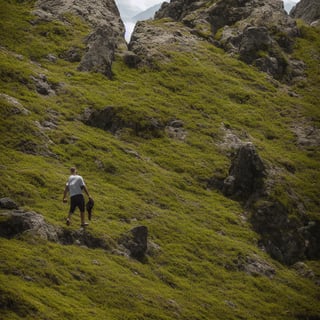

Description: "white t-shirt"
66 175 85 197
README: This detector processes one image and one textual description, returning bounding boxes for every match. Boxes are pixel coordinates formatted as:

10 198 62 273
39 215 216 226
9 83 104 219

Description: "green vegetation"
0 1 319 319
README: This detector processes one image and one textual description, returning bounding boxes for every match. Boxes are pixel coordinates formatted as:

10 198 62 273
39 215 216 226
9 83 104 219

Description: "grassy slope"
0 1 319 319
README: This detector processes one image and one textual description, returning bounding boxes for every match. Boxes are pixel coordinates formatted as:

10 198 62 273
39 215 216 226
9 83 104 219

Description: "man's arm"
83 185 91 199
63 185 68 203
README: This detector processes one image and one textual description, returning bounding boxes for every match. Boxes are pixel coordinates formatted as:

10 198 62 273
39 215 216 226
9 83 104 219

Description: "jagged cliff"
290 0 320 25
148 0 302 81
34 0 127 77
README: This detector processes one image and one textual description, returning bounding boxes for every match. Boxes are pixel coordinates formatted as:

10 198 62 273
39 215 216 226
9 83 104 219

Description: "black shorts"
69 194 85 214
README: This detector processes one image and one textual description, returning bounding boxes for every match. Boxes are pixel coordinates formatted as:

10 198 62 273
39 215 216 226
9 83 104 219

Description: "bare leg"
66 213 72 225
80 211 88 226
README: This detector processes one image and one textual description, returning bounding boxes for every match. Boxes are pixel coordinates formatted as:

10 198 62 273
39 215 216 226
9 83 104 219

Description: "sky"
115 0 162 12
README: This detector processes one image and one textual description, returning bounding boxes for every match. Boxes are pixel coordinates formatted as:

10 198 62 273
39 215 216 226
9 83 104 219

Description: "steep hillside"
1 0 320 319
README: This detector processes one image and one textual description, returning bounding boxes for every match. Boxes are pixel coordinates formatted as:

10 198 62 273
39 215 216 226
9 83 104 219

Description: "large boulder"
78 26 117 78
0 198 19 210
290 0 320 25
0 211 59 242
34 0 126 78
222 142 266 201
250 200 306 264
119 226 149 260
128 20 199 67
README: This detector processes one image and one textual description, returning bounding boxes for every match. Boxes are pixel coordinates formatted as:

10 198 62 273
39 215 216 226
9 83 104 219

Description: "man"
63 167 92 227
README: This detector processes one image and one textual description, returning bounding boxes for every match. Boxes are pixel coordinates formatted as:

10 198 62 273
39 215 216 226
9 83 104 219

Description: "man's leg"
67 196 76 225
66 212 72 225
79 195 88 226
80 211 88 226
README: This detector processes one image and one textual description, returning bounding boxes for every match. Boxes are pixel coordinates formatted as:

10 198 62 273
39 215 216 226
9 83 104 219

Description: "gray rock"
30 74 55 95
234 254 276 278
119 226 148 260
0 211 151 262
0 94 30 115
292 121 320 148
0 198 19 210
299 221 320 260
251 200 306 265
34 0 127 78
0 211 58 241
129 20 199 67
238 27 272 64
168 119 184 128
293 262 315 279
155 0 206 21
123 51 141 68
78 26 116 78
290 0 320 25
59 47 82 62
0 211 113 250
46 53 57 62
83 106 165 138
165 119 187 140
222 143 266 201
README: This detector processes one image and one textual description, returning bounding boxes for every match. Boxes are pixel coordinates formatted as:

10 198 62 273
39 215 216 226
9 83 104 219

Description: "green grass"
0 1 319 319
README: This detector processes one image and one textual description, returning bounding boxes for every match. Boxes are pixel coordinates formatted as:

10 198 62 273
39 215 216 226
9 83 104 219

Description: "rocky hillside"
1 0 320 319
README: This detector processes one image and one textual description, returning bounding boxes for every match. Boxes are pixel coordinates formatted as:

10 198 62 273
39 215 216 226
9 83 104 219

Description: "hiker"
63 167 92 227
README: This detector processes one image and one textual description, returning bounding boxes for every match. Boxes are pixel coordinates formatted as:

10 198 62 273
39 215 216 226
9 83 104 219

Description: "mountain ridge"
132 3 162 21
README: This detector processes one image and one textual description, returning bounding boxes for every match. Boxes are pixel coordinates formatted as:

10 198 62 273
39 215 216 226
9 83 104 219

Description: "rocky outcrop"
0 211 150 261
83 106 186 140
0 94 30 116
30 73 58 95
0 198 19 210
250 199 306 264
292 121 320 148
155 0 302 81
34 0 126 78
118 226 149 260
128 20 199 67
155 0 207 21
209 141 320 265
165 119 187 141
221 143 266 201
82 106 165 138
290 0 320 25
77 26 118 78
230 253 276 278
0 211 60 242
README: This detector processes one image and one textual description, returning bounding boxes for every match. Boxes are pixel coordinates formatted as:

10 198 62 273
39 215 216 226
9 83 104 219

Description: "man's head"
70 167 77 174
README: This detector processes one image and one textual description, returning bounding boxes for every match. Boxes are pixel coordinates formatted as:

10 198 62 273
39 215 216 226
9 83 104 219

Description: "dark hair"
70 167 76 173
